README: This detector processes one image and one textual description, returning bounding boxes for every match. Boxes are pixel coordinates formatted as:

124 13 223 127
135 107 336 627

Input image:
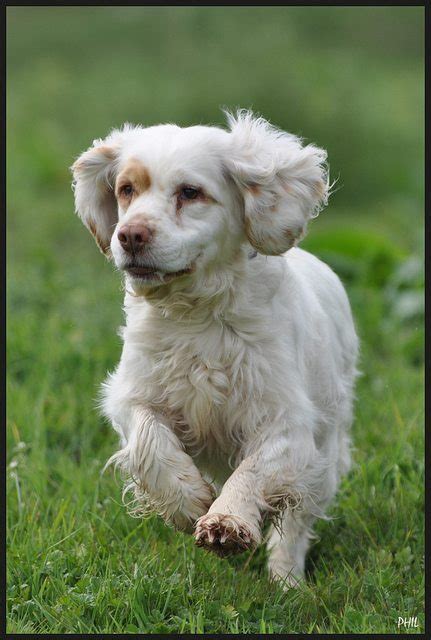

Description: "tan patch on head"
115 158 152 205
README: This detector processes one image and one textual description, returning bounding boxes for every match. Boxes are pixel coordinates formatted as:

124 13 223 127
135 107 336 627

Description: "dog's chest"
146 320 248 450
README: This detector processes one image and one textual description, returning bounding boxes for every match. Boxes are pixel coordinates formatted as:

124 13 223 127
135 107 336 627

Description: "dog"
71 110 359 587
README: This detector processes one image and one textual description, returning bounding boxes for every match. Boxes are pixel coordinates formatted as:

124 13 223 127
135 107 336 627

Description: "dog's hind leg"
266 511 316 589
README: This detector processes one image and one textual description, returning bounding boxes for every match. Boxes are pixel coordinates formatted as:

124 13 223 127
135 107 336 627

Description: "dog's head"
71 110 328 291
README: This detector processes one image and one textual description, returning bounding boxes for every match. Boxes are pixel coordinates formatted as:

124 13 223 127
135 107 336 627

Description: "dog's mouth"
124 263 195 284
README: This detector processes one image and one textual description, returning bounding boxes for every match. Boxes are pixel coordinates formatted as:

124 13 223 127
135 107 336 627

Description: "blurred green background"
7 7 424 634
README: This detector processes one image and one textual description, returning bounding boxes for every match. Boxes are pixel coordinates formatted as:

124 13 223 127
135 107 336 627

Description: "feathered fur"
71 110 359 586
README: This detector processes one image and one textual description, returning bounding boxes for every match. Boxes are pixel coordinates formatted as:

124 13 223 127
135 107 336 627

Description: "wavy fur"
72 110 359 586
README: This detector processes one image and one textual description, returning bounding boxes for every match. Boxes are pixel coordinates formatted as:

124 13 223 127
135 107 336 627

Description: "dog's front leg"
193 454 265 555
110 406 214 532
194 428 323 557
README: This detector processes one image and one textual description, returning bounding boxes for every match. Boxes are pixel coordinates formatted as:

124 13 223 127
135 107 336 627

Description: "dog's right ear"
225 110 329 256
71 127 134 256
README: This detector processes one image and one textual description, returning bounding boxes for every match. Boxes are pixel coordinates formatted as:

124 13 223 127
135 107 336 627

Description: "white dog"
71 110 359 587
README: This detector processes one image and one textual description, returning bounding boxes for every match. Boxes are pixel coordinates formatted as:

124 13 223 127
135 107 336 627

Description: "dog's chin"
123 263 195 291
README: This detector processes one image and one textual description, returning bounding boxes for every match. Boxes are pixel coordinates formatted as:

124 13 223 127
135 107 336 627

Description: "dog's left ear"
226 110 329 256
71 126 136 256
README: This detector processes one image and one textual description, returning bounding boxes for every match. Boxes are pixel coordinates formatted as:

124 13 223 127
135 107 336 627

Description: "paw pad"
194 513 257 557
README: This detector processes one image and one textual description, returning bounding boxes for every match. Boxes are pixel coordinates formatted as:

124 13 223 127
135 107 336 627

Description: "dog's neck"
125 245 262 322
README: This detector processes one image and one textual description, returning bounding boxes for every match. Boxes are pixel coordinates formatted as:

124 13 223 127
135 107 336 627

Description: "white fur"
71 110 359 586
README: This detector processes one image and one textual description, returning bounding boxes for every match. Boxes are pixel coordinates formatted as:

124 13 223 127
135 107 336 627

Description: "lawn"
7 6 424 634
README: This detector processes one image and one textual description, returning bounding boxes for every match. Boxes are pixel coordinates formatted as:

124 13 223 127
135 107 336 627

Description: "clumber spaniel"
71 111 359 587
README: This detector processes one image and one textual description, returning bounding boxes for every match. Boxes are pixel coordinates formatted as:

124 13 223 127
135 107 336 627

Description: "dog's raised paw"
194 513 258 557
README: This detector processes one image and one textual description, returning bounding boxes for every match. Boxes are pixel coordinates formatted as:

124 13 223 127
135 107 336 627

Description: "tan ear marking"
72 159 84 172
88 219 111 255
95 146 117 160
313 179 327 200
247 183 261 195
284 228 296 248
244 216 265 254
72 146 117 173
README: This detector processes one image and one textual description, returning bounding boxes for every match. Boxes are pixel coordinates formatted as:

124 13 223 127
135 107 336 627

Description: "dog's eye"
119 184 134 198
180 186 200 200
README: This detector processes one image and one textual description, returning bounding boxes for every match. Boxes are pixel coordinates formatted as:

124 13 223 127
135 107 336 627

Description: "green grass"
7 6 424 634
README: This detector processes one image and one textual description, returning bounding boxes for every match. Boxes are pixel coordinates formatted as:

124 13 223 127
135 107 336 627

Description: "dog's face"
110 125 243 287
72 111 329 291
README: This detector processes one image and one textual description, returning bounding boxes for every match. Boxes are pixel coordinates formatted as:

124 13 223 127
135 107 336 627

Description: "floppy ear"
71 127 134 256
226 110 329 256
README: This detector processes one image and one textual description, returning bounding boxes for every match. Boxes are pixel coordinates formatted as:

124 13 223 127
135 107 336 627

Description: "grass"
7 6 424 634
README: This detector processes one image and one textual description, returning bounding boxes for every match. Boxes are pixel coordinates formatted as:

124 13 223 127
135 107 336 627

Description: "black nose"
117 223 153 254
